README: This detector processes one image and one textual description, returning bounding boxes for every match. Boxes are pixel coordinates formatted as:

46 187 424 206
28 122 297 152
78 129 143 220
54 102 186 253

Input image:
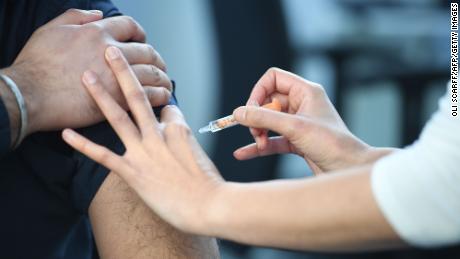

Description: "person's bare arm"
62 47 403 252
207 165 403 251
89 172 219 259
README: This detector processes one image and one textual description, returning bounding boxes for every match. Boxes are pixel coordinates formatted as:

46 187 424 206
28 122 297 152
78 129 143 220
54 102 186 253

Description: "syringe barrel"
209 115 239 132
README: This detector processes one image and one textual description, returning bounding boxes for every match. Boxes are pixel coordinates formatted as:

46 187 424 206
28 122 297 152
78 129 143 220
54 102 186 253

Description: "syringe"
198 99 282 134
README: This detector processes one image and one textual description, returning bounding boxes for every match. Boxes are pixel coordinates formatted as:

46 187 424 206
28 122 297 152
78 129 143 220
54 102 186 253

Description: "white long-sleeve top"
371 85 460 248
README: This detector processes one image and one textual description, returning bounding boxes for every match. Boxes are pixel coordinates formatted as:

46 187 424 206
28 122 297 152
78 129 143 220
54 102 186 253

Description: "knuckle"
247 108 263 123
310 83 325 97
128 89 147 103
124 15 136 25
149 65 161 81
301 81 325 100
148 46 159 64
124 16 146 38
66 8 82 16
266 67 283 77
83 23 104 36
98 148 111 164
164 122 191 138
150 87 169 103
146 45 166 71
122 15 137 30
268 67 281 73
165 79 173 91
161 87 172 101
112 111 130 124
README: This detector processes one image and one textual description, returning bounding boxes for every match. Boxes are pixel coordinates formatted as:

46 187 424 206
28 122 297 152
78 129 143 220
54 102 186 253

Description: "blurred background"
112 0 454 258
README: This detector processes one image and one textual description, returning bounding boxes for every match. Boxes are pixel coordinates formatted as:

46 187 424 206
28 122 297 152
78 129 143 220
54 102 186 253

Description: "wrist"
1 66 39 136
202 182 235 237
359 146 397 165
0 73 20 147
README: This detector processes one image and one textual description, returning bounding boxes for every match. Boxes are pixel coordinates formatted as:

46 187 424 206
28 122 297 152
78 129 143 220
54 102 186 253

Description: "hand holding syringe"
199 99 282 133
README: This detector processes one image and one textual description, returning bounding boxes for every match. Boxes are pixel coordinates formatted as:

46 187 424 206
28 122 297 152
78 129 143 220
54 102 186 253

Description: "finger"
105 46 158 135
160 105 186 124
247 97 284 149
233 106 304 140
82 70 141 144
47 9 103 26
62 129 131 174
94 15 146 42
131 64 172 91
245 100 265 142
161 106 220 177
255 131 268 150
144 86 172 107
119 43 167 71
233 136 291 160
160 106 199 169
247 68 297 105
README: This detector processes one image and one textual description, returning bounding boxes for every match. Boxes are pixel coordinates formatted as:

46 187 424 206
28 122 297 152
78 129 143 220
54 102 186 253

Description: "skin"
62 49 405 252
0 9 219 258
90 173 219 259
0 9 171 147
236 68 396 174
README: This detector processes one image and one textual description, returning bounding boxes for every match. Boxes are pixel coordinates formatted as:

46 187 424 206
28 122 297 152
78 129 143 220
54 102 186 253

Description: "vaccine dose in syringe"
198 99 282 134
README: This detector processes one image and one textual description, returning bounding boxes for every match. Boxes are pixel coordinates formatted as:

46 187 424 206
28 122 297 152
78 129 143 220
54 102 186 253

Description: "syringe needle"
198 125 211 134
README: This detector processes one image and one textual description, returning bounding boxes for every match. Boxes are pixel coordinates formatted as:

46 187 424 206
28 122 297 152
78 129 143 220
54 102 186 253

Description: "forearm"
0 67 40 148
207 165 404 252
359 147 399 165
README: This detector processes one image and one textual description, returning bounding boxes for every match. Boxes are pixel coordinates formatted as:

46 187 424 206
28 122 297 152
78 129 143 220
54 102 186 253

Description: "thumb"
47 9 103 26
233 106 304 140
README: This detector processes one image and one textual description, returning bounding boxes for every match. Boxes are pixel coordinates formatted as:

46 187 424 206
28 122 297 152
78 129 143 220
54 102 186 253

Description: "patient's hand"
63 46 224 234
233 68 394 174
1 9 171 141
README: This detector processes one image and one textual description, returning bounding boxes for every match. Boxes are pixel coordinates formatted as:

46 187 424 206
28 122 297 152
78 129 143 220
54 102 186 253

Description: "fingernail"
106 46 120 60
62 129 75 142
83 71 97 85
164 104 174 110
89 10 103 15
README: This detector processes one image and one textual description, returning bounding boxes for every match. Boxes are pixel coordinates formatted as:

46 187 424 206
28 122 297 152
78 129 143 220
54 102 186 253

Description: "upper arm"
89 172 219 259
81 3 218 257
72 119 218 258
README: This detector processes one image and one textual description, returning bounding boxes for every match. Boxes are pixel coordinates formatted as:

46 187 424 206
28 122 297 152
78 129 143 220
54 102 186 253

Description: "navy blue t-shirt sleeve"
0 98 10 157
